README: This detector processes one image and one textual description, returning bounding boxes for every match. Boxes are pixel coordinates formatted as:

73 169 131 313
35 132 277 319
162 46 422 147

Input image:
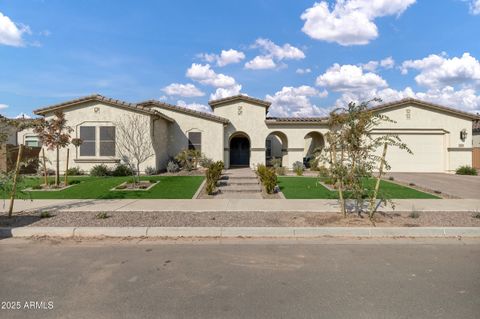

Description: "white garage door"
382 134 445 172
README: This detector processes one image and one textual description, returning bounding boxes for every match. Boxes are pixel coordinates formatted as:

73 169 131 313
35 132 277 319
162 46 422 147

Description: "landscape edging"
0 226 479 239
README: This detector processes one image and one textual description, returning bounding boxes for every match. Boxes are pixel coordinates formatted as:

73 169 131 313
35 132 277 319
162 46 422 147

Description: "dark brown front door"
230 136 250 166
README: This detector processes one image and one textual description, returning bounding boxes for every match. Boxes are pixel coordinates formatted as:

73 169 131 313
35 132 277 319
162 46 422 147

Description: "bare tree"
115 114 154 183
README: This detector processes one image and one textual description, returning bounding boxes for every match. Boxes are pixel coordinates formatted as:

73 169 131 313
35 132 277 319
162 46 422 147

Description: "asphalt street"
0 238 479 319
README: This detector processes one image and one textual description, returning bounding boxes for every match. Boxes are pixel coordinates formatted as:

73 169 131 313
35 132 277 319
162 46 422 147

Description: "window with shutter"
188 132 201 152
80 126 96 156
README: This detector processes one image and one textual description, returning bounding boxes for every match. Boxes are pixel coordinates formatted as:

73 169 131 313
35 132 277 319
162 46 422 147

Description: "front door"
230 136 250 166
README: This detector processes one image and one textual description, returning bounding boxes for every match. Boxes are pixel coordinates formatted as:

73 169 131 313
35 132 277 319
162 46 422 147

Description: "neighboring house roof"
208 95 272 110
369 98 480 120
473 120 480 133
265 117 328 125
33 94 175 123
139 100 230 124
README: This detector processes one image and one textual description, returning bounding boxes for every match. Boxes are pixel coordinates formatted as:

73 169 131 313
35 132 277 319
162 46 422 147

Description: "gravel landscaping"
1 210 479 228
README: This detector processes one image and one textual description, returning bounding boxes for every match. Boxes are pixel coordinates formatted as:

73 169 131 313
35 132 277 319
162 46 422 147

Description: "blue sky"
1 0 480 118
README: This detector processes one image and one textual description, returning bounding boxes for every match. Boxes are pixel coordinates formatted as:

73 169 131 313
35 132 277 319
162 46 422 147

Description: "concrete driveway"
387 173 480 199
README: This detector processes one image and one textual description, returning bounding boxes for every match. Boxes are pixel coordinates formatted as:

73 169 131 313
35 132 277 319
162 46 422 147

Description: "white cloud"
266 85 328 117
176 100 212 113
335 86 480 113
361 57 395 72
401 52 480 89
0 12 30 46
253 38 305 60
162 83 205 97
296 68 312 74
300 0 416 46
199 49 245 67
468 0 480 14
245 38 305 70
209 84 242 100
316 63 388 92
186 63 237 88
245 56 277 70
0 103 8 110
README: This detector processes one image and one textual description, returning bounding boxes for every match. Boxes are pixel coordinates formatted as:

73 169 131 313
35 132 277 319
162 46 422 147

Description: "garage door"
380 134 445 172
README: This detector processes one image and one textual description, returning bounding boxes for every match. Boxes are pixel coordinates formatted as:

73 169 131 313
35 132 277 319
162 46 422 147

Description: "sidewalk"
2 198 480 213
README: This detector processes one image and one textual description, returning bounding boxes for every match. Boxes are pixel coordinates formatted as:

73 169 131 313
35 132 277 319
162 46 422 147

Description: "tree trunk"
42 148 48 186
8 144 24 218
332 142 346 217
136 163 141 185
64 148 70 186
55 146 60 186
338 144 346 217
369 142 388 220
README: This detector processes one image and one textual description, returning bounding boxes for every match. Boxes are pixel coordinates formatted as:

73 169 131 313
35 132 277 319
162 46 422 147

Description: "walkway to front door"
215 167 262 199
230 136 250 166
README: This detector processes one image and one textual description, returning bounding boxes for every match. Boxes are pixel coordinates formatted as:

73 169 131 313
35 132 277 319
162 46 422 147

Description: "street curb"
0 227 479 239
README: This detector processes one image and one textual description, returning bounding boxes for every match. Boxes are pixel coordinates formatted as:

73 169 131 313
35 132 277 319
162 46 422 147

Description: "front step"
218 184 262 193
217 180 259 186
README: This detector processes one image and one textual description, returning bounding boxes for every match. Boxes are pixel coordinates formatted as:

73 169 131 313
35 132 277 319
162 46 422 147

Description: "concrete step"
217 180 259 186
220 175 257 180
218 185 262 193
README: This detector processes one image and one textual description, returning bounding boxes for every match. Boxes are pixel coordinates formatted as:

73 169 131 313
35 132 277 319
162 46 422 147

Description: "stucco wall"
151 107 225 162
31 101 169 174
374 103 474 172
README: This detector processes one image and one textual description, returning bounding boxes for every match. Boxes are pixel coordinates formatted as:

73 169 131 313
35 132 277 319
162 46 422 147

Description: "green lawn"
8 176 204 199
278 176 440 199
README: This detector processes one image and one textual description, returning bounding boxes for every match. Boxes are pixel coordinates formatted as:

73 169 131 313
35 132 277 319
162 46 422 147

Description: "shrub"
32 185 42 190
256 164 277 194
270 157 282 168
317 165 329 178
199 156 214 168
456 165 477 176
90 164 111 177
39 211 52 218
175 149 199 171
275 166 286 176
112 164 133 177
388 176 395 181
96 212 109 219
409 212 420 219
473 212 480 219
68 180 81 185
166 160 180 173
145 166 157 176
292 161 304 176
205 161 224 195
309 157 320 171
66 166 84 176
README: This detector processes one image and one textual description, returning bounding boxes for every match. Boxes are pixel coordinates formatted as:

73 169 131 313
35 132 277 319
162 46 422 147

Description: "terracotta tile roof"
138 100 230 124
369 98 480 120
265 117 328 124
33 94 174 122
208 94 271 109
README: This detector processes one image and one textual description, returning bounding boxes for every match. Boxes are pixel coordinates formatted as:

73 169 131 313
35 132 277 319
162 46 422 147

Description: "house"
18 94 479 174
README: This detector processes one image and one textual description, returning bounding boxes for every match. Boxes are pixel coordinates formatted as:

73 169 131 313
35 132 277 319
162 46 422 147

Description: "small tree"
325 99 412 222
115 114 154 184
34 111 73 186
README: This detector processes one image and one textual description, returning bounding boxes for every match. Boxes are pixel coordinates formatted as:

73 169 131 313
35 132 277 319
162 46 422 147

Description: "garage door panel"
381 134 444 172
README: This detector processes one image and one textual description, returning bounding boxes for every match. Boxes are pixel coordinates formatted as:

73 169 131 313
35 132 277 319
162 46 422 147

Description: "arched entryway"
265 131 288 167
304 132 325 167
230 132 251 167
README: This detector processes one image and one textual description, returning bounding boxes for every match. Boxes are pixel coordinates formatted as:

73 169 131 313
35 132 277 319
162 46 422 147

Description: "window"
100 126 116 156
80 126 96 156
25 136 41 147
188 132 201 152
266 139 272 158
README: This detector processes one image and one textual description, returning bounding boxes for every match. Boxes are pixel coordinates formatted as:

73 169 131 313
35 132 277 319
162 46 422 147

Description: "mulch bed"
1 210 479 228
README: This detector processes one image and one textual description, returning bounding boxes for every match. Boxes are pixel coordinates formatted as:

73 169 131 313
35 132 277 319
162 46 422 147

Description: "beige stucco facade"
19 94 479 174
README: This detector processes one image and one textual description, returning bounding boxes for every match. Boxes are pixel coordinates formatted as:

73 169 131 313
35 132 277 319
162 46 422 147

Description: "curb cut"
1 227 479 239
